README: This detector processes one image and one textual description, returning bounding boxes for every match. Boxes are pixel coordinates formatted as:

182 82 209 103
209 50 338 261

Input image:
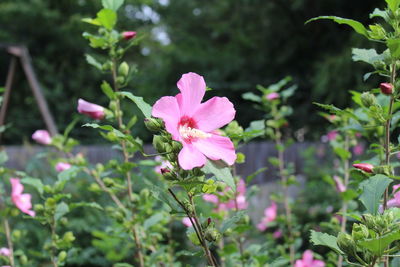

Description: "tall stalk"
4 219 14 267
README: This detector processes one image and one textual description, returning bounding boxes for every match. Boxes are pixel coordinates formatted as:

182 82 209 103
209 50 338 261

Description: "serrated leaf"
359 229 400 256
306 16 368 37
314 102 358 121
387 38 400 59
21 177 44 195
310 230 343 254
203 160 235 190
85 54 102 70
386 0 400 12
55 202 69 221
220 210 246 232
96 9 117 30
352 48 386 65
101 0 124 11
359 174 392 214
118 91 152 118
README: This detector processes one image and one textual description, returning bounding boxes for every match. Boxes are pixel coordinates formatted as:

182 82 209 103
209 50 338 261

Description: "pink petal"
176 72 206 116
55 162 72 172
203 194 219 204
294 260 305 267
10 178 23 196
32 130 52 145
257 222 267 231
182 217 193 227
265 202 277 221
77 99 105 120
237 179 246 195
333 176 346 193
192 134 236 165
192 96 235 132
302 250 314 264
0 248 10 257
152 96 181 140
178 144 206 170
313 260 326 267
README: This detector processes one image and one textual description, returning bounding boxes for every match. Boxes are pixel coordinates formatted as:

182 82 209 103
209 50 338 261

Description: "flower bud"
58 251 67 263
266 92 279 101
362 214 376 229
361 92 377 108
205 228 221 242
352 223 369 241
171 140 183 153
144 118 164 132
380 83 394 95
153 135 166 153
118 62 129 77
160 168 177 181
353 163 374 173
63 231 76 243
337 232 356 256
122 31 137 40
103 178 115 188
182 199 195 214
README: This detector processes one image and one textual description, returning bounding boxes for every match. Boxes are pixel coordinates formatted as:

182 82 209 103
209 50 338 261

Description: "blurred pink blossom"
273 230 282 239
122 31 136 40
333 176 346 193
55 162 72 172
257 202 277 231
77 99 105 120
266 92 279 100
352 144 364 156
203 179 248 211
32 130 52 145
0 248 10 257
295 250 325 267
182 217 193 227
10 178 35 217
152 72 236 170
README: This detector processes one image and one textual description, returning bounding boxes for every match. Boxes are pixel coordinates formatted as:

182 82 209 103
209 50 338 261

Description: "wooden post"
0 45 58 139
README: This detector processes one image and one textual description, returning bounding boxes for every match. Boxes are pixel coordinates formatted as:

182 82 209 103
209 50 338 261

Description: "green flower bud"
153 135 166 153
182 199 194 214
140 188 150 198
116 76 125 85
372 165 393 176
361 92 377 108
171 141 183 153
337 232 356 256
352 223 369 241
58 251 67 263
118 62 129 77
205 228 221 242
362 214 376 229
63 231 75 243
144 118 164 132
44 185 53 194
45 198 57 209
20 254 28 265
89 183 101 192
12 229 21 240
34 204 44 212
103 177 115 188
116 48 124 57
161 168 177 181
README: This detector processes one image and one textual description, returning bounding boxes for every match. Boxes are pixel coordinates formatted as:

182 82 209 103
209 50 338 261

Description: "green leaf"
306 16 368 37
85 54 102 70
242 92 262 103
246 167 268 183
55 202 70 221
101 0 124 11
21 177 44 195
352 48 386 65
359 174 392 214
220 210 246 232
101 81 115 99
314 102 358 121
203 160 235 190
81 18 101 26
386 0 400 12
310 230 343 254
114 264 134 267
118 91 152 118
144 213 164 230
0 151 8 165
387 38 400 59
370 8 389 21
96 9 117 30
359 229 400 256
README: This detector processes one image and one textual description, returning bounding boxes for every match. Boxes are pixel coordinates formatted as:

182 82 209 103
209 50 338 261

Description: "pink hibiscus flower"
77 99 105 120
152 72 236 170
55 162 72 172
295 250 325 267
32 130 52 145
257 201 277 231
10 178 35 217
0 248 10 257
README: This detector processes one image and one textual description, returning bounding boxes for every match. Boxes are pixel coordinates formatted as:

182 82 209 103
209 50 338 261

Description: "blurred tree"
0 0 382 144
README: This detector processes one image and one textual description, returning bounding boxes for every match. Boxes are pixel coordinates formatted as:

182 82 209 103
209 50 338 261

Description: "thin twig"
4 219 14 267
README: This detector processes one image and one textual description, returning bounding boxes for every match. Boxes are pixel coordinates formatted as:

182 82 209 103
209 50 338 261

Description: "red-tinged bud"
353 163 374 173
380 83 394 95
207 217 212 226
160 168 170 174
122 31 136 40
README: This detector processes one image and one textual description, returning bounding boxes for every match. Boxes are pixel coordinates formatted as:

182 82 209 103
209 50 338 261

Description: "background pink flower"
32 130 52 145
10 178 35 217
77 99 105 120
203 179 248 211
152 72 236 170
154 156 173 173
182 217 193 227
333 176 346 193
295 250 325 267
266 92 279 100
55 162 72 172
0 248 10 257
122 31 136 40
257 201 277 231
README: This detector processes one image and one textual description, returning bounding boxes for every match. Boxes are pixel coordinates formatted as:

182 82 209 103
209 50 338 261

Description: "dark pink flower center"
178 116 210 143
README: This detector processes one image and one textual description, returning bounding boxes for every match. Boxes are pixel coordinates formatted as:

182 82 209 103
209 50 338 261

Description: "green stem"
4 219 14 267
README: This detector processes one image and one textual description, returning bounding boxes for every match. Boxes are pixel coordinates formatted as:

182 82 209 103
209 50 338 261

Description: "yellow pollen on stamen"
179 125 211 140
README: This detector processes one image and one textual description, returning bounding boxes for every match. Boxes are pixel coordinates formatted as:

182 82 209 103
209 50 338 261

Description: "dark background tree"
0 0 382 144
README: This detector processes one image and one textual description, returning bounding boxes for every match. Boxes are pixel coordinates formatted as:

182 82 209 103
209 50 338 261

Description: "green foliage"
359 174 392 214
306 16 368 37
310 230 343 254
